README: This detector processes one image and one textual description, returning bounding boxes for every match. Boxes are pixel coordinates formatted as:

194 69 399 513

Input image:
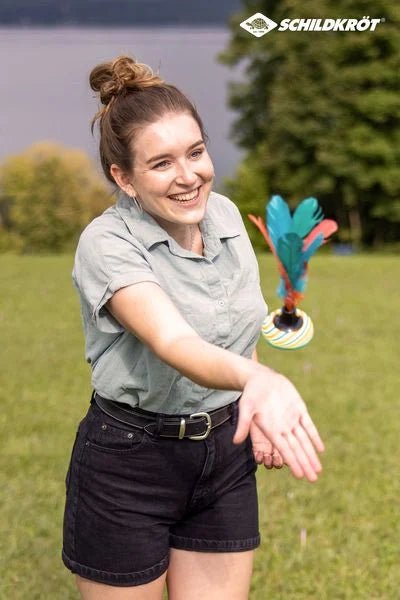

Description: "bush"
0 142 113 253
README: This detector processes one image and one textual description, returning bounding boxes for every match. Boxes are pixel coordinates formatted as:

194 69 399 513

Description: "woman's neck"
152 216 203 254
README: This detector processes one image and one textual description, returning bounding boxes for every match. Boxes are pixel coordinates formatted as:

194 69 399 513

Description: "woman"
62 55 324 600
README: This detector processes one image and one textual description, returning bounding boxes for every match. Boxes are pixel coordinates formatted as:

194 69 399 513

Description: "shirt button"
218 300 225 306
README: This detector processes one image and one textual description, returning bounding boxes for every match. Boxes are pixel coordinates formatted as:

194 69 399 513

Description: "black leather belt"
93 393 238 441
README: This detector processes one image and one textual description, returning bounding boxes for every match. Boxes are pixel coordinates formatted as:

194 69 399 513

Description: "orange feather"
248 214 300 310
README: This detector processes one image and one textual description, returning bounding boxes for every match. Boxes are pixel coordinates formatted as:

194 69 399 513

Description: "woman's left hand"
250 422 285 469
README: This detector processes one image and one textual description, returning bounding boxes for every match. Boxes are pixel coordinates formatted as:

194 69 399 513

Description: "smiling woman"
62 54 325 600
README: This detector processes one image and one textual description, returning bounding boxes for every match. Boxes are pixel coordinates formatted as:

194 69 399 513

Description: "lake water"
0 26 245 188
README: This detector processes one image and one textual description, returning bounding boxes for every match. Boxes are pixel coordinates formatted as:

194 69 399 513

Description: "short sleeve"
73 225 160 334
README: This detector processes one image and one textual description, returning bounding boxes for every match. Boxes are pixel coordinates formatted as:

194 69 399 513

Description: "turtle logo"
240 12 278 37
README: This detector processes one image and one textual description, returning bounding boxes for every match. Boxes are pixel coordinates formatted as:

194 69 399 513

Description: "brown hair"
89 55 208 184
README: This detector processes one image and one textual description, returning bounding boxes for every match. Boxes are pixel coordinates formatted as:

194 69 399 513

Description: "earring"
131 194 143 215
125 186 143 214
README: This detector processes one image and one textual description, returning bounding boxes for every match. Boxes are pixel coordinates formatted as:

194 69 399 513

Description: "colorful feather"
248 213 292 291
302 232 324 263
277 233 303 285
303 219 338 250
291 197 323 237
266 195 292 249
249 195 338 310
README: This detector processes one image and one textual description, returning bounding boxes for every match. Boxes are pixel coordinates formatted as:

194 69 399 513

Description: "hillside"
0 0 242 26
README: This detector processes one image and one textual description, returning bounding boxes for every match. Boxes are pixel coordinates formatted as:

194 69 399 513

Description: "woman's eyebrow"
145 139 205 164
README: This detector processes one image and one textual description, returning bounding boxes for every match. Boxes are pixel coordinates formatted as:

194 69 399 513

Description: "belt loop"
155 413 163 436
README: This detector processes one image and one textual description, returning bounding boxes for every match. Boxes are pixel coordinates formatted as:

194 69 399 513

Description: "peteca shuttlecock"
249 195 338 350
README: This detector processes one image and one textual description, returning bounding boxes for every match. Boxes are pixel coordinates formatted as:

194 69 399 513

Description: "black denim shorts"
62 397 260 587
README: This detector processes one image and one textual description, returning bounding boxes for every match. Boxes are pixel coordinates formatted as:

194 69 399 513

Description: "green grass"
1 253 399 599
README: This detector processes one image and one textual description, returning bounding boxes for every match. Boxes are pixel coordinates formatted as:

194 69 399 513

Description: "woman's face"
113 112 215 228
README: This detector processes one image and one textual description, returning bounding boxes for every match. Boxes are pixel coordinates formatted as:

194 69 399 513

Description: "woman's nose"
174 161 198 186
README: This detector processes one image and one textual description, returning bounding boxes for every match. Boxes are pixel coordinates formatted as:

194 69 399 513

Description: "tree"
0 142 112 253
219 0 400 247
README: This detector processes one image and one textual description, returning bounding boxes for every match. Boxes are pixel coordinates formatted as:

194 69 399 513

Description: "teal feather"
276 232 303 288
276 274 308 297
291 197 323 238
276 277 286 298
295 275 308 293
302 233 324 263
267 195 292 250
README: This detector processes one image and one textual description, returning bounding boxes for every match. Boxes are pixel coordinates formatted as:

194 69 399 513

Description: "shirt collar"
115 191 241 258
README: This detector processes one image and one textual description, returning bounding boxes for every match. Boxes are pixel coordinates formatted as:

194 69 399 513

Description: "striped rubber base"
261 308 314 350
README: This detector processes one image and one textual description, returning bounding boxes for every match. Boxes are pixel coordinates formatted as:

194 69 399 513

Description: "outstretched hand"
234 369 325 482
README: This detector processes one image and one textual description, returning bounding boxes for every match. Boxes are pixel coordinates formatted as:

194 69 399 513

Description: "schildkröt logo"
240 13 384 37
240 13 278 37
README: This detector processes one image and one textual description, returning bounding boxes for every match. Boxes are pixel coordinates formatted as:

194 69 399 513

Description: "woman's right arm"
107 282 325 482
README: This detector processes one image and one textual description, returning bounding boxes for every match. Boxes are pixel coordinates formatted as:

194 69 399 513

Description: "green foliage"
0 142 112 254
219 146 269 250
220 0 400 246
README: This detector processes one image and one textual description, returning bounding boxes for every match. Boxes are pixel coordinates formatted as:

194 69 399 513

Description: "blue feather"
295 275 308 293
267 195 292 249
302 233 324 263
277 232 303 288
291 197 323 238
277 271 308 295
276 277 286 298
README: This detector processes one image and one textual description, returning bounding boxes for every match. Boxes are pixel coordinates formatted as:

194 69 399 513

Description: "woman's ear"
110 164 136 196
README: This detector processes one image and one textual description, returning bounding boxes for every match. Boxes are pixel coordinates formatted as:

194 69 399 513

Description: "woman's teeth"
169 188 199 202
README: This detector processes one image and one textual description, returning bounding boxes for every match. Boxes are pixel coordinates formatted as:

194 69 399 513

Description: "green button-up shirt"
72 190 267 414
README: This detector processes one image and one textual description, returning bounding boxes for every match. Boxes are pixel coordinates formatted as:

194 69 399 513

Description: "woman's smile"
168 185 202 207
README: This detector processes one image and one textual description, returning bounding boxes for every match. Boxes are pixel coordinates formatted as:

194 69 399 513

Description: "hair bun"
89 55 164 106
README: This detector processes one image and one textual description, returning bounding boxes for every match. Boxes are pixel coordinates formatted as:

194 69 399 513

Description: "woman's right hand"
233 368 325 483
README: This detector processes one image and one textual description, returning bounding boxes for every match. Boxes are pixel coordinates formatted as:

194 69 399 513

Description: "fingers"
254 451 264 465
261 448 284 470
233 401 253 444
250 415 324 481
300 412 325 453
273 417 324 482
293 424 322 473
283 432 319 482
263 451 273 469
252 442 285 470
271 451 284 469
273 434 306 479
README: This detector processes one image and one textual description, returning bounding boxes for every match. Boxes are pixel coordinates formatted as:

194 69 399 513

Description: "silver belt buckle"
178 411 212 440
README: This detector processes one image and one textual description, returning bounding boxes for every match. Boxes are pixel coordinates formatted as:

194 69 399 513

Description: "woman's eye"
191 149 204 158
153 160 170 169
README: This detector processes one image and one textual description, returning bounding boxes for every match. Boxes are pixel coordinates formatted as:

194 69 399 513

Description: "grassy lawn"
0 253 399 599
